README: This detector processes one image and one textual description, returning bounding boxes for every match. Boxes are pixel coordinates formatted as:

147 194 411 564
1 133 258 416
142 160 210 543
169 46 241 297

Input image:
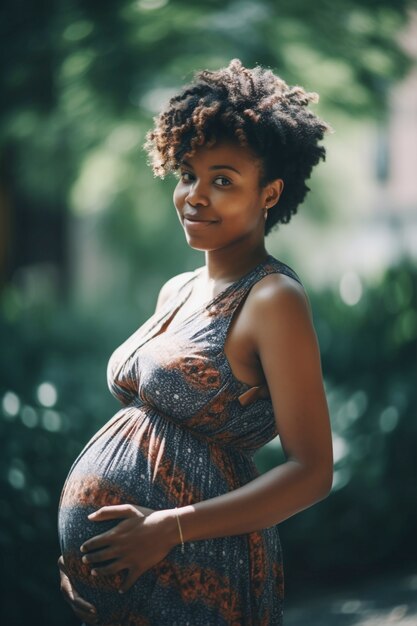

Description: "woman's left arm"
176 276 333 540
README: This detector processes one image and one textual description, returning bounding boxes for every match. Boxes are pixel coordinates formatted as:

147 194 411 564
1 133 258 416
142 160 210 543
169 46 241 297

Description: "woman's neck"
203 242 269 286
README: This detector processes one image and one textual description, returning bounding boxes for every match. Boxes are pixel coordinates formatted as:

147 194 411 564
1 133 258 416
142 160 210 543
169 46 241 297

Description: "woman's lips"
183 217 217 230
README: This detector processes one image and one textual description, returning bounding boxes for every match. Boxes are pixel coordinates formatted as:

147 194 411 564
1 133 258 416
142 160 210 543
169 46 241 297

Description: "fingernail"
90 608 96 614
80 545 86 553
91 569 97 576
82 556 88 563
118 589 124 594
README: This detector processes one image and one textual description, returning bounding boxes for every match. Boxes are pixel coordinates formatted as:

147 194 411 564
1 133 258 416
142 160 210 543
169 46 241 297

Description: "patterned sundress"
57 253 303 625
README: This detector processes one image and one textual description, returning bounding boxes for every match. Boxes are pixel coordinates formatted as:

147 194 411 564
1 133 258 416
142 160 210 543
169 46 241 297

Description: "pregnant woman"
57 58 333 625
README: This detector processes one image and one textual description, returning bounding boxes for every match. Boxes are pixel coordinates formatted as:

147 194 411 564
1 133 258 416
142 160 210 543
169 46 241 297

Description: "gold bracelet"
174 507 185 554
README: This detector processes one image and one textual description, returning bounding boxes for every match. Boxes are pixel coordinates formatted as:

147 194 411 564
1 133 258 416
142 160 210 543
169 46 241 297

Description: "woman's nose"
185 180 209 206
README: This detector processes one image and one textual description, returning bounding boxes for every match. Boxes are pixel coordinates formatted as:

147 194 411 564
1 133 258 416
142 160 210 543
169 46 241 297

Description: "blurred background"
1 1 416 625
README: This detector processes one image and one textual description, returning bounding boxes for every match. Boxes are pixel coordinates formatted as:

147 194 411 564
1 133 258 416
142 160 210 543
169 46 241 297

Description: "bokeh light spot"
140 86 179 114
37 382 58 408
31 486 50 507
138 0 169 10
106 124 142 154
63 20 94 41
8 468 25 490
41 410 62 432
399 309 417 340
339 271 363 305
340 599 362 614
332 433 349 463
379 406 399 433
2 391 20 418
61 51 93 79
332 468 351 491
21 405 38 428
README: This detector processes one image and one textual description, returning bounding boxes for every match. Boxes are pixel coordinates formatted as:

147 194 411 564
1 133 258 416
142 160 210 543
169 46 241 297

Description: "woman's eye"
180 172 193 182
214 176 231 187
178 172 231 187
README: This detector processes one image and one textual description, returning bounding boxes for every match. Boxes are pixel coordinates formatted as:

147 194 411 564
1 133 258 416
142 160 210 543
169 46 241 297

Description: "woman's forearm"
175 460 332 543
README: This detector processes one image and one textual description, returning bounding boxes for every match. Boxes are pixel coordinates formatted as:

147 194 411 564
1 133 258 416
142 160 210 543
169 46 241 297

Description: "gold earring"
264 206 268 219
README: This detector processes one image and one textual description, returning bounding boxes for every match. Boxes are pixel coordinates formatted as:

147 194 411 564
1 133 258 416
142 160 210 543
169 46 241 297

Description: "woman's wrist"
150 509 182 550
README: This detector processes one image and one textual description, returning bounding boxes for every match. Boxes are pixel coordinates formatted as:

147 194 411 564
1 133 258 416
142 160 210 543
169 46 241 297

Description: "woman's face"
173 138 282 252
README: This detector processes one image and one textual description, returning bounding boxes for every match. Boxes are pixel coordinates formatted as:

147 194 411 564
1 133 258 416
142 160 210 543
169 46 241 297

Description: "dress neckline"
156 254 273 338
111 254 274 380
189 253 274 310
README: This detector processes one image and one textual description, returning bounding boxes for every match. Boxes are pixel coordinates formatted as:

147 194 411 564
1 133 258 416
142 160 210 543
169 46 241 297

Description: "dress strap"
209 255 303 319
212 255 304 401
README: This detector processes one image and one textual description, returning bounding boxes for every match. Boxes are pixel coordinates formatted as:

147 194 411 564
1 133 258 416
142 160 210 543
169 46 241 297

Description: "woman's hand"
80 504 179 593
58 555 98 624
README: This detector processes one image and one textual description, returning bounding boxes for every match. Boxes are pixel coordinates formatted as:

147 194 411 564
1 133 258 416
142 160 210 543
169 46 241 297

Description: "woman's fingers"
57 554 67 574
61 578 98 624
80 530 113 554
88 504 137 521
60 570 96 611
80 504 153 554
90 560 125 576
58 554 98 623
74 597 96 613
119 567 141 593
131 504 155 516
82 547 118 564
71 600 98 625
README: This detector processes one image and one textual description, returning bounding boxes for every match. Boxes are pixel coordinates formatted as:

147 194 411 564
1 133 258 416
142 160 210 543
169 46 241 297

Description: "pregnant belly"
57 406 207 623
57 408 164 623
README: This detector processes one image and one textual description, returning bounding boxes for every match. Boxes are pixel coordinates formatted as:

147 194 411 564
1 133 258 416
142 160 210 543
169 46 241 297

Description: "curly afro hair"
143 58 332 235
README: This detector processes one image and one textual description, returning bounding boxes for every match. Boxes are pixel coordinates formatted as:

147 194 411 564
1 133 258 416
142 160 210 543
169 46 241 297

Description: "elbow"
316 465 333 500
302 459 332 501
290 456 333 501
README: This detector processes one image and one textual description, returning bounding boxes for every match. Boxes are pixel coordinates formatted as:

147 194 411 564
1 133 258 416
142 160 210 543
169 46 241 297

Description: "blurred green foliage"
1 0 414 310
0 0 413 293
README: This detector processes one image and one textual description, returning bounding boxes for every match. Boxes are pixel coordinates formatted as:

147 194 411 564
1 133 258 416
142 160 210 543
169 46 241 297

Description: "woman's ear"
264 178 284 207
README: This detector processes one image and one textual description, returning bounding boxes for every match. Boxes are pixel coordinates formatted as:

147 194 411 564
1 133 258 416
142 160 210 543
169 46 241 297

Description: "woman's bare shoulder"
247 271 312 326
251 271 308 303
154 269 196 313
